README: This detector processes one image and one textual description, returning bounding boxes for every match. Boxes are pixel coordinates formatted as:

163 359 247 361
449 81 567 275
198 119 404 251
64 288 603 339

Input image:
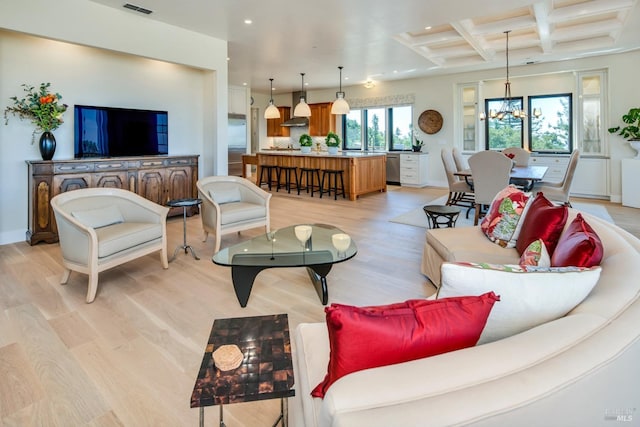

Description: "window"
343 105 413 151
484 97 524 150
528 93 573 154
578 71 606 155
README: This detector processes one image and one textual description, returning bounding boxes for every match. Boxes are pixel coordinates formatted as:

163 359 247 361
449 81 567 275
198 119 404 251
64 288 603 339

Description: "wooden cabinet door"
308 102 334 136
138 169 167 205
52 174 92 197
165 167 193 201
267 107 291 137
93 171 127 189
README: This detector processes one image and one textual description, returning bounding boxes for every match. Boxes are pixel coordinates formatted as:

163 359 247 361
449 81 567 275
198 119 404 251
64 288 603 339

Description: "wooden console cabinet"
26 155 199 245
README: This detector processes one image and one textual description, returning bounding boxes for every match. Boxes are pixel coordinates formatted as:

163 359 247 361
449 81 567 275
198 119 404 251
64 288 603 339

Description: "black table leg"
306 264 333 305
231 265 267 307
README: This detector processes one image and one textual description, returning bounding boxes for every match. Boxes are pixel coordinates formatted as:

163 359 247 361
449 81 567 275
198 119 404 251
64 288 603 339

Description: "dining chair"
502 147 531 166
441 148 474 211
452 147 469 172
533 149 580 206
468 150 513 225
502 147 531 189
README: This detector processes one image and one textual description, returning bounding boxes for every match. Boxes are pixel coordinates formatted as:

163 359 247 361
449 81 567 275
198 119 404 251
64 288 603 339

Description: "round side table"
167 198 202 261
423 205 461 229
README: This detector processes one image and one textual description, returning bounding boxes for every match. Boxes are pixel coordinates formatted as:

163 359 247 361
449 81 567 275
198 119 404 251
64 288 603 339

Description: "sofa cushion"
219 202 266 225
438 262 601 344
519 238 550 267
427 226 521 265
516 192 568 255
95 222 163 258
480 185 530 248
311 292 499 398
209 187 242 204
551 213 604 267
72 205 124 229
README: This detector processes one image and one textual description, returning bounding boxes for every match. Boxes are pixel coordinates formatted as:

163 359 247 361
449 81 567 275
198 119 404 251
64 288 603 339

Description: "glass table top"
212 223 357 268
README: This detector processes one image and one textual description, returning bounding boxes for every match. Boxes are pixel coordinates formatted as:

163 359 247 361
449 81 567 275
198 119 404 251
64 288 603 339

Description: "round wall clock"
418 109 443 134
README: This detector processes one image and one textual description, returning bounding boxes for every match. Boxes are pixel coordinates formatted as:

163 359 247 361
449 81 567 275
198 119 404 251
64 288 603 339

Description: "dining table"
454 165 548 191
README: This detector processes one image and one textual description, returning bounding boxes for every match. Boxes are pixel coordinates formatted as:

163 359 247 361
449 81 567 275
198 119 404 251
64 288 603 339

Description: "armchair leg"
86 273 99 304
161 246 169 269
214 233 221 254
61 268 71 284
202 231 209 242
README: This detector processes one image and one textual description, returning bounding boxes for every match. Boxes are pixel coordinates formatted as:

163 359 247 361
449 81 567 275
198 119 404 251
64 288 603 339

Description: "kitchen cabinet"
26 155 199 245
266 106 291 137
530 155 569 182
400 153 429 187
572 157 609 198
309 102 335 136
229 86 247 115
621 159 640 208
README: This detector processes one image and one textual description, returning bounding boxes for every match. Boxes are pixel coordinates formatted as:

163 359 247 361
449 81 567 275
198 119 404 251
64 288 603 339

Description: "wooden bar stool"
320 169 346 200
277 166 299 193
298 167 321 197
258 165 279 191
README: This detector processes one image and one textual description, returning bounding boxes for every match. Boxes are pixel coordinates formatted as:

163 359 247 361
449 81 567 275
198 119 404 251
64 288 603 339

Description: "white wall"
0 0 228 245
252 50 640 197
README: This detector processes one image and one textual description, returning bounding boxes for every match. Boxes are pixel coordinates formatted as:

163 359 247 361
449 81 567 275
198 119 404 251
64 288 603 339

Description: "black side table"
423 205 461 228
167 198 202 261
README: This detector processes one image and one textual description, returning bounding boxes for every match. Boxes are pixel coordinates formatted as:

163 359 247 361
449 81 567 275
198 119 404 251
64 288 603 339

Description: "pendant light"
480 31 541 121
264 78 280 119
331 66 350 115
293 73 311 117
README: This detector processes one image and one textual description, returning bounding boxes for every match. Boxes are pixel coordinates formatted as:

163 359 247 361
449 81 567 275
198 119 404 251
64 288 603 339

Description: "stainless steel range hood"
281 91 309 127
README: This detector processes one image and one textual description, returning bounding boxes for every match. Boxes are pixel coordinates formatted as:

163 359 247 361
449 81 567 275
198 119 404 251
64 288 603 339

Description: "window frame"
342 105 414 151
527 93 573 154
484 97 524 150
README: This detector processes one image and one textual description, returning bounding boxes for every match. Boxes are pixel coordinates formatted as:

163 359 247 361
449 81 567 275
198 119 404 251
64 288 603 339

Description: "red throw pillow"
311 292 500 398
551 213 603 267
516 192 568 255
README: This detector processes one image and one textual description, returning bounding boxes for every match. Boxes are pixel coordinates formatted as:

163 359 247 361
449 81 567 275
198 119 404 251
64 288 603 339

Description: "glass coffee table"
212 224 357 307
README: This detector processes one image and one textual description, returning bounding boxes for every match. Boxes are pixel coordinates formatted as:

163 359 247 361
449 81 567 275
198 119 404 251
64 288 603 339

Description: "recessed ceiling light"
243 82 247 86
393 70 398 74
424 26 432 30
226 57 230 61
244 19 252 24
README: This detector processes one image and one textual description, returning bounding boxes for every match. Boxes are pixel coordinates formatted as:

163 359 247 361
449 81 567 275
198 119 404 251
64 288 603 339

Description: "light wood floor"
1 185 638 426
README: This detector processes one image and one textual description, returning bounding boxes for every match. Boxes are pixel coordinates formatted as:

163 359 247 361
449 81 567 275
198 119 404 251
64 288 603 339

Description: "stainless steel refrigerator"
228 113 247 176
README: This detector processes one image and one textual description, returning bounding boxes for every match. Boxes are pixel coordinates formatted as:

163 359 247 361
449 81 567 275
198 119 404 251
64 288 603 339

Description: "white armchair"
197 176 271 253
50 187 169 303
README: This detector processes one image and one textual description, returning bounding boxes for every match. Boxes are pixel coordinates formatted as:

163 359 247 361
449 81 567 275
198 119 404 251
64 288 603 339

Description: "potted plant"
4 82 68 160
608 107 640 158
325 131 341 155
299 133 313 154
412 137 424 152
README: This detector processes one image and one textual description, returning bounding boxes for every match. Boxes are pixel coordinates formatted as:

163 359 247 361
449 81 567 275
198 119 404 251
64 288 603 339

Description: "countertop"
258 150 387 158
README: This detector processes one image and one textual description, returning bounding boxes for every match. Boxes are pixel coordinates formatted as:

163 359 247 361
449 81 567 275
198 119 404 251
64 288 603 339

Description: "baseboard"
0 229 27 246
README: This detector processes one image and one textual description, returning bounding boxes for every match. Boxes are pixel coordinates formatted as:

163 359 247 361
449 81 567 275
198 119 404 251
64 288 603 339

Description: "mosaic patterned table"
190 314 295 426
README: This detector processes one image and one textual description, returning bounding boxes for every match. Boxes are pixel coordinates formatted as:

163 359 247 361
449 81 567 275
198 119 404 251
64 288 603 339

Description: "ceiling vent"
123 3 153 14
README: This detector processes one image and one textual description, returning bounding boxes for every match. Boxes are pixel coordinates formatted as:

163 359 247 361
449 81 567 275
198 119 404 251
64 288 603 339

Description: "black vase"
39 131 56 161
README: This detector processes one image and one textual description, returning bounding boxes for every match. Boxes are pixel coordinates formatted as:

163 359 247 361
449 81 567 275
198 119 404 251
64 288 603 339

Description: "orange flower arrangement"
4 83 68 142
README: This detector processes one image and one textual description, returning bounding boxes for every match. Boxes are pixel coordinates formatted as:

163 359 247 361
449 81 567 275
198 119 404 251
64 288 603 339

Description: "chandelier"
481 31 540 121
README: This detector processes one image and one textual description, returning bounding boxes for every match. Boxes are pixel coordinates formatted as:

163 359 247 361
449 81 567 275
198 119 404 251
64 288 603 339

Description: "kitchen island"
256 151 387 200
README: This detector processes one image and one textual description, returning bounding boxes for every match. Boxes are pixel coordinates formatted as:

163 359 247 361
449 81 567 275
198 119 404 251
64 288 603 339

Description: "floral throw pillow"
519 238 551 267
481 185 531 248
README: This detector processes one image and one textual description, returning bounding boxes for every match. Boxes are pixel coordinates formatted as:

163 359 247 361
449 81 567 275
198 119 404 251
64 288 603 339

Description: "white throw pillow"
72 205 124 229
438 262 601 344
209 187 241 204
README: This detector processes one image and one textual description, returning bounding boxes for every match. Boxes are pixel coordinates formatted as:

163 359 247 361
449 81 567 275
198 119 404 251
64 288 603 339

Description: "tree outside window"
485 97 524 150
528 93 572 153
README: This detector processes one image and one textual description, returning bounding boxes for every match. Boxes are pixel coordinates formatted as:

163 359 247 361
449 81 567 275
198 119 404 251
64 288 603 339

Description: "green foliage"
608 107 640 140
299 133 313 146
325 131 341 147
530 97 571 151
4 83 68 142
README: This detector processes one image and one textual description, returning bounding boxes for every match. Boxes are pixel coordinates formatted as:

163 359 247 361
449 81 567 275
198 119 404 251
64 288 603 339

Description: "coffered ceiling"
89 0 640 94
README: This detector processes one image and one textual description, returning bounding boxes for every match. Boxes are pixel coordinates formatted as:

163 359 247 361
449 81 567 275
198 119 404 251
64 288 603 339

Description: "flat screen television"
74 105 168 158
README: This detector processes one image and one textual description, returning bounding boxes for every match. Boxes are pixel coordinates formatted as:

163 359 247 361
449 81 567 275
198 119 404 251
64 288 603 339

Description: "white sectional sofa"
293 209 640 426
